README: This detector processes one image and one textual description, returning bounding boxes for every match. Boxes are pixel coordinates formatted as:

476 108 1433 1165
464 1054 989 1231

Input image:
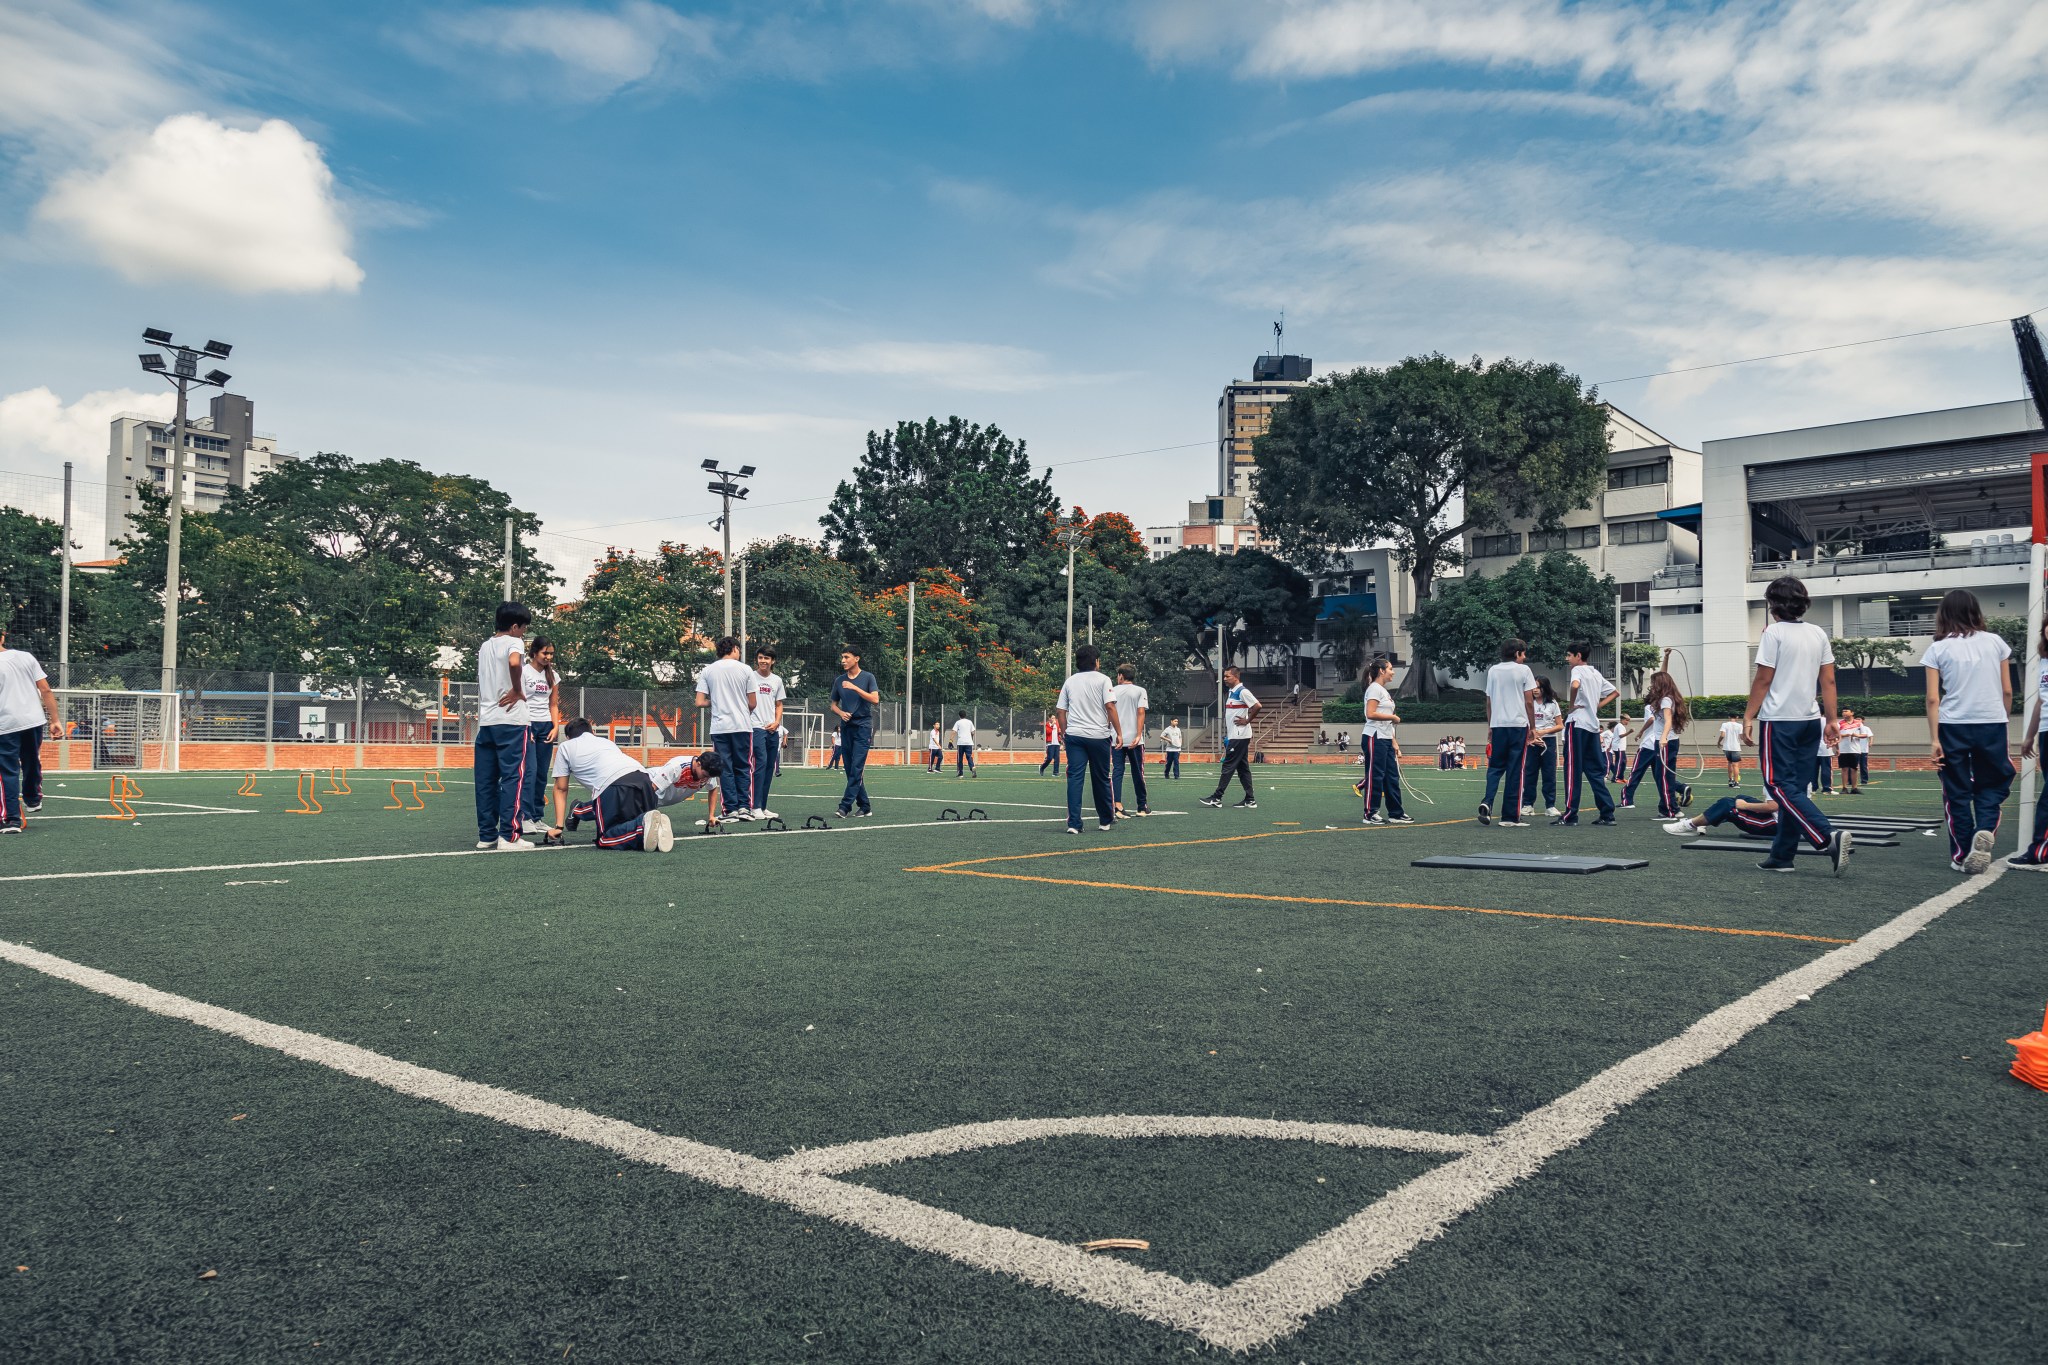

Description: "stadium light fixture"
738 464 756 477
133 323 236 694
699 459 758 634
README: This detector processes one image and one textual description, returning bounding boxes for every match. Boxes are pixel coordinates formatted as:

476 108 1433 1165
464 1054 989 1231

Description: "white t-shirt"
1057 669 1116 740
1718 719 1743 752
1222 682 1258 740
550 730 641 798
1817 735 1835 758
1162 724 1182 752
1484 661 1538 728
0 647 50 736
1363 682 1397 739
1920 631 2012 725
477 634 525 729
1638 698 1674 748
2037 661 2048 733
1532 700 1561 738
650 755 713 807
1567 665 1613 732
953 718 975 746
929 727 943 750
749 670 787 730
1110 683 1148 746
1754 621 1833 722
695 656 756 736
523 667 555 724
1836 720 1871 753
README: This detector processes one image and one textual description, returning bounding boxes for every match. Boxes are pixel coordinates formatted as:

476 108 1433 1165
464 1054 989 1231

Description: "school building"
1646 398 2044 694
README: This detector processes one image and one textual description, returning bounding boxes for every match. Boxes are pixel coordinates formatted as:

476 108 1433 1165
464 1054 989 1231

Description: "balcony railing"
1651 565 1702 590
1748 542 2032 582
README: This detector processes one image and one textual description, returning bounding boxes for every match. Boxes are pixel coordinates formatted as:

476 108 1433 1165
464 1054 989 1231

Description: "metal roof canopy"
1746 429 2040 502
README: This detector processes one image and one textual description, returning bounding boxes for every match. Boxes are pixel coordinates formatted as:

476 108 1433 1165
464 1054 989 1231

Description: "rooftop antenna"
1272 311 1285 357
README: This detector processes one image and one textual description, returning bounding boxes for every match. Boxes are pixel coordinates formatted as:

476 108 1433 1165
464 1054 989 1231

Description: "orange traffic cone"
2008 1004 2048 1093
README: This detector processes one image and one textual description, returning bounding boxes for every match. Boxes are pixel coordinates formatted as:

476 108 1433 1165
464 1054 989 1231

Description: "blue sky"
2 0 2044 575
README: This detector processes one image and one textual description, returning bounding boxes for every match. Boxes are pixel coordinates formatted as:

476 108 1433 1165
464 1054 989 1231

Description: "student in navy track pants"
1743 577 1848 875
1921 589 2015 874
2012 617 2048 871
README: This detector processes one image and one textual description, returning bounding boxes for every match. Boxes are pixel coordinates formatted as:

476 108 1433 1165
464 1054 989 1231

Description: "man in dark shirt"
829 647 879 818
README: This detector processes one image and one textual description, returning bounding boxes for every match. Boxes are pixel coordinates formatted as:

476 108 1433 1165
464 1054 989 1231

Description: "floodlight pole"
58 461 73 688
139 329 231 696
503 516 514 601
721 492 734 636
1058 512 1086 678
903 580 916 765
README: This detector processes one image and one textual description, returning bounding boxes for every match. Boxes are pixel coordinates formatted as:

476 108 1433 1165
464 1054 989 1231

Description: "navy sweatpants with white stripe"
1560 725 1614 821
1758 719 1831 864
1360 734 1404 818
1935 722 2013 864
1482 725 1527 822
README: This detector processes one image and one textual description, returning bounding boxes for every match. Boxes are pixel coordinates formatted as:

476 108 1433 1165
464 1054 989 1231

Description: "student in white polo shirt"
952 711 978 777
1717 716 1745 786
1477 638 1538 827
474 601 536 851
548 717 673 852
1835 707 1872 794
927 721 945 773
1742 576 1848 875
1921 589 2014 874
1201 666 1260 809
2009 616 2048 871
748 648 787 818
1354 655 1411 824
1056 645 1121 833
1109 662 1150 817
0 625 62 833
694 636 757 820
1554 642 1618 826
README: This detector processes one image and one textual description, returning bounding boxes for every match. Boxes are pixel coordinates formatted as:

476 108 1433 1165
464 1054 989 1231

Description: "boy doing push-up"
547 717 679 851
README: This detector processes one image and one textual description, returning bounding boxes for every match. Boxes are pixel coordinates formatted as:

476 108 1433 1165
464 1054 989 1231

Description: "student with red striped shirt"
1742 577 1849 875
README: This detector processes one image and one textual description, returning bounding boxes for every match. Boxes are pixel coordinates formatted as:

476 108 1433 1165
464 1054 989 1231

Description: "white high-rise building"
104 393 296 554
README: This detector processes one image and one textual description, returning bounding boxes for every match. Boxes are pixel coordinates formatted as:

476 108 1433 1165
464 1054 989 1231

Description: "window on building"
1471 532 1522 558
1612 518 1668 545
1607 459 1670 490
1618 581 1653 604
1527 525 1602 552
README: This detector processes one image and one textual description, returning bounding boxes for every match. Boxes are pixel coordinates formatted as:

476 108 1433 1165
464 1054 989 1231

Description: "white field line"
776 1115 1483 1176
0 936 1233 1338
0 864 2002 1348
773 793 1191 816
40 794 250 813
34 811 256 822
0 814 1166 882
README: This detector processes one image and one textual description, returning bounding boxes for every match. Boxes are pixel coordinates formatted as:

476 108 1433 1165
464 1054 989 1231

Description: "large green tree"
1251 354 1608 695
553 543 721 690
1132 548 1317 687
1406 552 1616 678
820 417 1060 594
213 453 556 678
736 537 893 692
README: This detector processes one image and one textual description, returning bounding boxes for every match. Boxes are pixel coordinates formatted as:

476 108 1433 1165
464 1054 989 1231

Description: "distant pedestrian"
474 601 537 852
1718 716 1745 786
1835 708 1871 793
1056 645 1119 833
1742 576 1848 875
1355 655 1409 824
953 712 977 776
695 636 757 820
1161 718 1182 778
1109 663 1150 817
1554 642 1618 827
1039 715 1062 774
1477 638 1538 827
927 722 945 772
1199 666 1259 809
829 648 879 818
518 636 564 836
0 625 62 833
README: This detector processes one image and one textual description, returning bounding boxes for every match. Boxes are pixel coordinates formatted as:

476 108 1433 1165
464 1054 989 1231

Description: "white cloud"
788 340 1066 392
417 1 718 97
0 385 173 550
0 1 185 154
36 114 363 293
1135 0 2048 245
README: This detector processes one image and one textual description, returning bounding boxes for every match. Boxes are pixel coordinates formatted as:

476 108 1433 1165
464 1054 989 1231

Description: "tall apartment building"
1216 353 1313 500
1143 495 1273 560
104 393 295 553
1461 405 1704 643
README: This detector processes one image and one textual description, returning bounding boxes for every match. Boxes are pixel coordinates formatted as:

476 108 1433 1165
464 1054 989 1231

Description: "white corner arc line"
0 867 2001 1350
0 936 1232 1337
775 1115 1483 1177
1202 864 2007 1350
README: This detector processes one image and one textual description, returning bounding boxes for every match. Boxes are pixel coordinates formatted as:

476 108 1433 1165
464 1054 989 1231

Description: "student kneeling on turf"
1662 794 1779 838
548 717 675 852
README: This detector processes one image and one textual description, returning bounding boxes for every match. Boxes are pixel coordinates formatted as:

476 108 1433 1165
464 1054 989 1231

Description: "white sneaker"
475 839 497 849
1546 807 1561 817
727 807 756 822
1963 829 1995 875
644 810 674 853
753 808 778 821
497 836 537 852
1663 819 1700 836
521 819 550 835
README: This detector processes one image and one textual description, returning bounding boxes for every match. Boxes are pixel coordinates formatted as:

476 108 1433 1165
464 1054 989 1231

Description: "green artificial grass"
2 762 2041 1361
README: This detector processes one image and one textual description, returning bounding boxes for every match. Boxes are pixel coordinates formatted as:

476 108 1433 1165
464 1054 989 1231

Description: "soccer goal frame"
47 689 182 773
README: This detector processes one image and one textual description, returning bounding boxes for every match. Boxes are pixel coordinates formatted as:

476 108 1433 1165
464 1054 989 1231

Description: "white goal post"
47 689 181 773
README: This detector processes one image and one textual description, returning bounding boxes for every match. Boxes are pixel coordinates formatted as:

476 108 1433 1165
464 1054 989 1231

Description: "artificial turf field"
3 759 2042 1362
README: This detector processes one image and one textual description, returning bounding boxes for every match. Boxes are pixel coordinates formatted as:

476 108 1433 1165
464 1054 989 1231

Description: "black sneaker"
1590 817 1617 827
1477 802 1491 826
855 809 874 819
1550 816 1578 827
2005 853 2048 870
565 811 581 833
1680 785 1694 809
1755 860 1796 873
1199 796 1222 808
1829 829 1852 877
1233 799 1258 809
835 808 852 819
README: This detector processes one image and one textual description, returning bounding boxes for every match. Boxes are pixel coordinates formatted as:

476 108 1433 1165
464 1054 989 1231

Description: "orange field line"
911 867 1854 945
906 817 1473 874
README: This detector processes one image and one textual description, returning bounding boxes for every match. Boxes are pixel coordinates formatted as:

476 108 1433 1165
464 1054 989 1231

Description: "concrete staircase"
1251 690 1323 757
